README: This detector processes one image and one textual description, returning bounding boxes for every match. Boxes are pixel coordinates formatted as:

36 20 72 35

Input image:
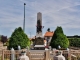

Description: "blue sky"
0 0 80 38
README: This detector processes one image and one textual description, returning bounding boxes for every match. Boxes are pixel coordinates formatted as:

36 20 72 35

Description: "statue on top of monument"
37 20 42 33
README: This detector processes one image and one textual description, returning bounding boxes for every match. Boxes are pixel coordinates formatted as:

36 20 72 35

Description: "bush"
1 35 7 44
50 26 69 49
8 27 30 50
69 38 80 47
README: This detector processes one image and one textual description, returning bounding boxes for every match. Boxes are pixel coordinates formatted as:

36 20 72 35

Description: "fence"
1 49 80 60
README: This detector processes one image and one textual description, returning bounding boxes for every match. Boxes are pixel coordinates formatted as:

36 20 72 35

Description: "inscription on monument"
34 37 44 45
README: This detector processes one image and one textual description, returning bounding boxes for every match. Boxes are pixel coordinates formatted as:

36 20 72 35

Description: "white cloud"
0 0 80 37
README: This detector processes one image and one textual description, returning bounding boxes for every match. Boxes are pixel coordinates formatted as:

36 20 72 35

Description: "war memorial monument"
33 12 45 50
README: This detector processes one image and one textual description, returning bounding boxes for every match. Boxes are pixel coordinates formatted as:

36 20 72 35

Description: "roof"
44 31 54 37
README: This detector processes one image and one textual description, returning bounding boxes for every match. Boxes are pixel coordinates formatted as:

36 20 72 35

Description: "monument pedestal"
34 45 45 50
33 37 45 50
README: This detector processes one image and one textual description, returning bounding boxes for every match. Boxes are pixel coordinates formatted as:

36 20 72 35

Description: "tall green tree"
8 27 30 50
50 26 69 49
1 35 7 44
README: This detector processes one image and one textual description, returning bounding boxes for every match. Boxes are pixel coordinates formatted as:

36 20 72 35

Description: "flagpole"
23 3 26 32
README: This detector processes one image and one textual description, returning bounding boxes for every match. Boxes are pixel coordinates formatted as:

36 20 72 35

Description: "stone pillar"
49 46 51 50
68 49 71 60
11 48 15 60
58 45 61 49
2 49 4 60
45 49 49 60
18 45 21 50
67 48 70 60
53 48 56 56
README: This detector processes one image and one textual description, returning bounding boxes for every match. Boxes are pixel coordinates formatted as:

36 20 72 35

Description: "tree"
69 37 80 47
47 28 50 32
1 35 7 44
50 26 69 49
8 27 30 50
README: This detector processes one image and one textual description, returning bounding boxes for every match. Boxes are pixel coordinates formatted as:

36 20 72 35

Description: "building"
30 28 54 48
44 29 54 46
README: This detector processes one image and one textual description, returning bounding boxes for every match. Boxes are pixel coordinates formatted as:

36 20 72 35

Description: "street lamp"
23 3 26 32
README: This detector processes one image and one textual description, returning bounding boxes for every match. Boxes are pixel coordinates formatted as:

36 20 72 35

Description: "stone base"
33 36 44 50
34 45 45 50
33 37 44 45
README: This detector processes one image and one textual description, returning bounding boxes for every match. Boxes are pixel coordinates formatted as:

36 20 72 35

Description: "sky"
0 0 80 38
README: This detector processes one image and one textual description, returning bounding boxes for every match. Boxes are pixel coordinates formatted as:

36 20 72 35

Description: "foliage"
8 27 30 50
69 38 80 47
47 28 50 32
1 35 7 44
50 26 69 49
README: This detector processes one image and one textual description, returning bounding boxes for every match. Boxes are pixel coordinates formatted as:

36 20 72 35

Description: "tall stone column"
33 12 44 50
36 12 43 37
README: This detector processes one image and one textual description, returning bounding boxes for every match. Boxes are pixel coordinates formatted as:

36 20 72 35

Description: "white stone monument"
33 12 45 50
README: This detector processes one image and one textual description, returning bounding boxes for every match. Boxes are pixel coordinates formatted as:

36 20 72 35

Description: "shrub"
50 26 69 49
8 27 30 50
